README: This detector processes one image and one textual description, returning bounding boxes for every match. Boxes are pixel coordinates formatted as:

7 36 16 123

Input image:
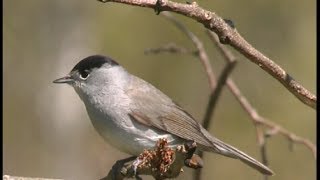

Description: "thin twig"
206 30 316 159
146 15 316 179
98 0 316 109
227 77 316 158
157 12 315 179
144 43 194 55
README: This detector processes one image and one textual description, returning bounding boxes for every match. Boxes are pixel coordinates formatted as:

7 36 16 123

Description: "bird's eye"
80 70 90 80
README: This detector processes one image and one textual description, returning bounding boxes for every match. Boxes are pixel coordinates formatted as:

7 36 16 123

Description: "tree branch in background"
206 31 272 180
145 11 315 180
144 43 196 55
160 12 237 128
207 30 316 180
98 0 316 109
206 30 316 159
159 13 238 180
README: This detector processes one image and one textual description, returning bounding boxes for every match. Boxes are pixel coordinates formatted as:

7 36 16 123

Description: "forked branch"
98 0 316 109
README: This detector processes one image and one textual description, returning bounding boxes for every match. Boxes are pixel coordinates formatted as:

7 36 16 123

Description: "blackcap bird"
53 55 274 175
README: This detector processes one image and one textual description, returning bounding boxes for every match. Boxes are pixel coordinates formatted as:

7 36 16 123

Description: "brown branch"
206 30 316 159
145 14 316 179
227 77 316 155
144 43 194 55
97 1 315 178
98 0 316 109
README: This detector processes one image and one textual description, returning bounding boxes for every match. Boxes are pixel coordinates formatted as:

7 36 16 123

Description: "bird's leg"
183 140 204 169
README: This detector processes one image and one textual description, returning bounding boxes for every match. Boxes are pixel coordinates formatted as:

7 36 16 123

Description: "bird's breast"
84 101 182 155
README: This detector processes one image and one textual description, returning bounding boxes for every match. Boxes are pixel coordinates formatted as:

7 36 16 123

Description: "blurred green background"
3 0 316 180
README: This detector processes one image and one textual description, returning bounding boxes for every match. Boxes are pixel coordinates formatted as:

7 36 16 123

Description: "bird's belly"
88 111 183 156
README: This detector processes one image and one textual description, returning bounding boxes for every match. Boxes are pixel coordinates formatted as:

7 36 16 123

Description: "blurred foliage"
4 0 315 180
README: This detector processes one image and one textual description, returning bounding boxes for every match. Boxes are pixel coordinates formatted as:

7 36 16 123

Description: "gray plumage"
53 55 274 176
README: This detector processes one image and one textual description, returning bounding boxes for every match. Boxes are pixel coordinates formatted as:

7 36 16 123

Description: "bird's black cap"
71 55 119 73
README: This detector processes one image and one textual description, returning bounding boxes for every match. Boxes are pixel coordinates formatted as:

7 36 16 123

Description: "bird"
53 55 274 175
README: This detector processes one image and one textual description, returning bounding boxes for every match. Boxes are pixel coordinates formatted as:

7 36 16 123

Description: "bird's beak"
53 75 74 84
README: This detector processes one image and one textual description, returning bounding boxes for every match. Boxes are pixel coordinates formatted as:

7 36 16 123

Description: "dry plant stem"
206 30 316 159
98 0 316 109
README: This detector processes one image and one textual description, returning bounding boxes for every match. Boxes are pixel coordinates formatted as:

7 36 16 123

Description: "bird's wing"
126 75 218 150
126 75 274 175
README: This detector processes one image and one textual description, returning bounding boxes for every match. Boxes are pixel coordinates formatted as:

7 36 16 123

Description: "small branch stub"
103 138 203 180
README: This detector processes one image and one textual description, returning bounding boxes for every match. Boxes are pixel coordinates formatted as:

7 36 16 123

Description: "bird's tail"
203 134 274 175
